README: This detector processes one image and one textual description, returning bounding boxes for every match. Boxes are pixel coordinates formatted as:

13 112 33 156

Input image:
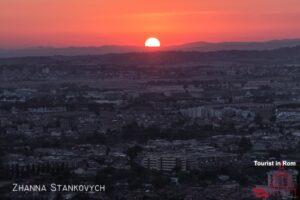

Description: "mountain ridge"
1 39 300 58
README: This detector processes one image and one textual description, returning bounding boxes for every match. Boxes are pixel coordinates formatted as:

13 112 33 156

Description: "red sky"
1 0 300 48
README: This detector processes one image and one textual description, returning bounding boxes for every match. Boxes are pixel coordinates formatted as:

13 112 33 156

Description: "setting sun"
145 37 160 47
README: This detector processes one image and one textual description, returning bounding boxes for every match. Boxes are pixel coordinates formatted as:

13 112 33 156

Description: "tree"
238 137 252 153
152 174 169 189
254 114 263 126
126 145 143 165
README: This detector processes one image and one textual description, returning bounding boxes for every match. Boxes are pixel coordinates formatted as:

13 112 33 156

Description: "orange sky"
1 0 300 48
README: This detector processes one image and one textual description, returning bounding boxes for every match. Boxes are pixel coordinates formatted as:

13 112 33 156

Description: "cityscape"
0 46 299 199
0 0 300 199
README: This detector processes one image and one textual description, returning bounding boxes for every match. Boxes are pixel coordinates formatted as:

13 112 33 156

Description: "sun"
145 37 160 47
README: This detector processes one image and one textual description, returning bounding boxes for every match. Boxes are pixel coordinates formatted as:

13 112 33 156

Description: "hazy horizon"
1 38 300 50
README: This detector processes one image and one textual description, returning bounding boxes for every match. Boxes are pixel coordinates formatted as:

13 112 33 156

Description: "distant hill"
78 45 300 65
1 45 300 66
0 46 143 58
1 39 300 58
165 39 300 52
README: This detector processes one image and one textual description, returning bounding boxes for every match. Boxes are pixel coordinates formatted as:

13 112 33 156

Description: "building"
141 155 197 172
267 169 298 198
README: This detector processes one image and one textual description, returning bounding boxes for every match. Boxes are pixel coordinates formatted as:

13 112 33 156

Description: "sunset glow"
145 37 160 47
1 0 300 48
